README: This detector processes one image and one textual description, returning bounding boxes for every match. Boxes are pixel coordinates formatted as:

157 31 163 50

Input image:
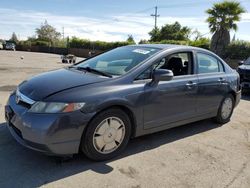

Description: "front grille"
18 100 32 109
16 89 35 104
15 89 35 109
243 75 250 82
244 74 250 80
243 69 250 79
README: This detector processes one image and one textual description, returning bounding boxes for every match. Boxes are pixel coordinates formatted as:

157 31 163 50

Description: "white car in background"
0 42 3 50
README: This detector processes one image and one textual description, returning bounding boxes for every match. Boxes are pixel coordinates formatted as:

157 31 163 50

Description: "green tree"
36 20 61 45
126 35 135 44
148 27 160 42
206 1 245 57
191 29 202 41
138 39 148 44
10 32 18 43
149 22 191 42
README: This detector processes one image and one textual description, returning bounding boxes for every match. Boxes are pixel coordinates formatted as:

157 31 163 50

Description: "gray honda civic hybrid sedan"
5 44 241 161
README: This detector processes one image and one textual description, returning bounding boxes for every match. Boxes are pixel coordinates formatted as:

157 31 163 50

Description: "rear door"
196 52 228 115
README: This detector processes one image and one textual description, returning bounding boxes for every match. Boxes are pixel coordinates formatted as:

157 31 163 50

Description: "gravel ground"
0 50 250 188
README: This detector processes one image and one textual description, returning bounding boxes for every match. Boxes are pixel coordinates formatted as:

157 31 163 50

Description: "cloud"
0 8 249 42
241 13 250 23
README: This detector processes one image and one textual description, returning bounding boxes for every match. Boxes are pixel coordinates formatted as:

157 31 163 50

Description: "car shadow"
0 119 221 187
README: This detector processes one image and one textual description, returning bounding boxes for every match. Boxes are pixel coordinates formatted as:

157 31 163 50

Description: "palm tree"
206 1 245 57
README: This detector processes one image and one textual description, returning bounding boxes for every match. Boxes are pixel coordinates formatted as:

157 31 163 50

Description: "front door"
142 51 198 129
143 75 198 129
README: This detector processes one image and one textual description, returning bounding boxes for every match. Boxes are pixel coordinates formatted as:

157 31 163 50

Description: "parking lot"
0 50 250 188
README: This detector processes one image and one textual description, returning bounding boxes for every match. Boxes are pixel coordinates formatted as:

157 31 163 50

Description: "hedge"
225 40 250 60
153 39 250 60
17 37 249 60
69 37 132 50
151 38 210 50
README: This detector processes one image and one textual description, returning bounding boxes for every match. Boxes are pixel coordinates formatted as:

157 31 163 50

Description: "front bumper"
5 94 94 155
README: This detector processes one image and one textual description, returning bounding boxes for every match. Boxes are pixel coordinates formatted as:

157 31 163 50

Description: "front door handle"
186 81 197 88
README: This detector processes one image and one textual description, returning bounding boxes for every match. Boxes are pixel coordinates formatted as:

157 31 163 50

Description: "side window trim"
218 60 225 72
134 50 194 81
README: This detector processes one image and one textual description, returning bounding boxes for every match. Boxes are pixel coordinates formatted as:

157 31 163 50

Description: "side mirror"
152 69 173 83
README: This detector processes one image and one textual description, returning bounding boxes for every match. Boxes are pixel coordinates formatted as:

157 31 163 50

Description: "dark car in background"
238 57 250 90
5 42 16 51
5 44 241 161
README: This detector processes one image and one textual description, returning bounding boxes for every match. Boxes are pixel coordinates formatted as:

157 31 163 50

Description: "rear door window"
197 53 223 74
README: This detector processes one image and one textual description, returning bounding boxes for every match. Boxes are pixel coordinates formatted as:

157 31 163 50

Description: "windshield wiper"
72 66 112 78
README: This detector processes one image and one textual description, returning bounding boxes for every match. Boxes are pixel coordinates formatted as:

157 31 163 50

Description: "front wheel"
81 108 131 161
215 94 235 124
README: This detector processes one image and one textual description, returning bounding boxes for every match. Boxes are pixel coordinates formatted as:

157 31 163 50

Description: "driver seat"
166 57 184 76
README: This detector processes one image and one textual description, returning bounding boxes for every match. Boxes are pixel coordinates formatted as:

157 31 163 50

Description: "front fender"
82 97 136 116
81 96 144 138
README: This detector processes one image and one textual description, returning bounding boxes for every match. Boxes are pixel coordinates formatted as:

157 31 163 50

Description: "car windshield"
245 57 250 65
76 46 160 76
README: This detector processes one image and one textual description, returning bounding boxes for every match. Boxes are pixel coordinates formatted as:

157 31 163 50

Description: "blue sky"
0 0 249 42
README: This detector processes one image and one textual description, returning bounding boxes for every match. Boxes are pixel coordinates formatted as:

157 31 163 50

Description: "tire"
81 108 131 161
215 94 235 124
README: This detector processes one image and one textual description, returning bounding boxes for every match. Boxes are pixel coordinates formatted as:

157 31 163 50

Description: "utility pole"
151 6 160 30
62 27 65 41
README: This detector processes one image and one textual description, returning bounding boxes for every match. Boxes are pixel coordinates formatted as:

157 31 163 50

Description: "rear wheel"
215 94 234 124
81 108 131 161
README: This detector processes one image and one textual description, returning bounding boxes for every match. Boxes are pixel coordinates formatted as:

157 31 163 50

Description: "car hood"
18 68 109 101
239 65 250 70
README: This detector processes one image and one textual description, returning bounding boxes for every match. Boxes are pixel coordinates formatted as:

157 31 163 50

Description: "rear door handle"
218 77 226 83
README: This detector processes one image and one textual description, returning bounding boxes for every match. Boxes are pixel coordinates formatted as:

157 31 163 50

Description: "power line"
151 6 160 29
62 0 248 37
135 7 155 14
67 7 154 29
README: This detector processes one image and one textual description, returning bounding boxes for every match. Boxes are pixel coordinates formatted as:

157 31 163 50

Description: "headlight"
29 102 85 113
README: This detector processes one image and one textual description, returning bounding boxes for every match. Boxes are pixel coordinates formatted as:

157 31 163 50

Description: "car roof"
130 43 206 51
128 44 223 62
